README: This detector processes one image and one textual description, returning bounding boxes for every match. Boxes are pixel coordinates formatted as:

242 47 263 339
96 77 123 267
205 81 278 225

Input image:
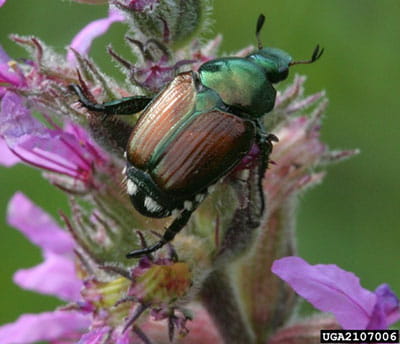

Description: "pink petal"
0 311 89 344
375 284 400 325
0 61 26 87
77 326 111 344
0 94 103 178
13 251 82 301
0 92 45 146
0 92 105 177
272 256 377 329
14 131 93 176
367 284 400 329
0 0 6 7
7 192 74 254
67 9 124 64
1 85 104 181
63 121 107 163
0 138 19 166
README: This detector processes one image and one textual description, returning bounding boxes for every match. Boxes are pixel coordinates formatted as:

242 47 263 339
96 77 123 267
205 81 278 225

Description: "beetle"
70 14 323 258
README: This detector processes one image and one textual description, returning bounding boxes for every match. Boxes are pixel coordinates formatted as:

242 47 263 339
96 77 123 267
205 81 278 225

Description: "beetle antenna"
289 44 324 66
256 14 266 50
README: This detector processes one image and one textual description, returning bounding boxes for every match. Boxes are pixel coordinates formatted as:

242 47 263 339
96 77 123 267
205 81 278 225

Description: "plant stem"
200 268 255 344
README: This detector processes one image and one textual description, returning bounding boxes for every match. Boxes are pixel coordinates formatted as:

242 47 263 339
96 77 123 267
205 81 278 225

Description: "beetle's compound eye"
192 71 204 91
247 47 292 83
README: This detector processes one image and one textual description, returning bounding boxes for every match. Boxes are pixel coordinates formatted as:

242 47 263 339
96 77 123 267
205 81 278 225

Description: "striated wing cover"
152 110 255 197
126 72 196 168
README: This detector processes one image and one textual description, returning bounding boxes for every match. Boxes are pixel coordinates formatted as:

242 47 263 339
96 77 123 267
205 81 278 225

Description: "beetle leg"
126 209 194 258
247 128 278 224
217 134 277 259
69 84 152 115
69 85 151 154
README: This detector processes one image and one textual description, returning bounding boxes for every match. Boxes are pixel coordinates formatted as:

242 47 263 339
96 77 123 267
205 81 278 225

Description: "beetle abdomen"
126 165 176 218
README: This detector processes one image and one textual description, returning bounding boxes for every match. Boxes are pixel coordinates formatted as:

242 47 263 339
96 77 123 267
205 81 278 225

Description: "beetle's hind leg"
126 209 194 258
69 84 152 115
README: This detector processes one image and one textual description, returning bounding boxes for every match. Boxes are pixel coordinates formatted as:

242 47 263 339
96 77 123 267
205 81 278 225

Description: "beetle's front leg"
126 209 194 258
69 84 152 115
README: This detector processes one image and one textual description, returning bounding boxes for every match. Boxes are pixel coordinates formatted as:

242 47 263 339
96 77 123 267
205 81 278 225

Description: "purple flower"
0 192 89 343
0 46 27 97
0 0 6 8
67 8 125 65
0 91 108 191
108 43 195 92
0 190 218 343
0 138 19 166
131 56 193 92
0 311 89 344
272 256 400 329
368 284 400 329
7 192 81 299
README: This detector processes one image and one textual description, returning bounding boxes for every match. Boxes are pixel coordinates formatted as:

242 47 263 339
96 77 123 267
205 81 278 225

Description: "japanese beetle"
70 15 323 258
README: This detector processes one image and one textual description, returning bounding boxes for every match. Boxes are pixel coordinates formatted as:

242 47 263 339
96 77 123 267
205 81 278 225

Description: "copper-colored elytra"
154 111 255 194
127 72 196 168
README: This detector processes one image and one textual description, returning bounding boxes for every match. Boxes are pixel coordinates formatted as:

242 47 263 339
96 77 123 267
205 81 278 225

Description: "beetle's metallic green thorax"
199 58 277 117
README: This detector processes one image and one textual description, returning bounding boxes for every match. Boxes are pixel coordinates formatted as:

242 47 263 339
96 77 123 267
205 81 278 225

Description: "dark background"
1 0 399 327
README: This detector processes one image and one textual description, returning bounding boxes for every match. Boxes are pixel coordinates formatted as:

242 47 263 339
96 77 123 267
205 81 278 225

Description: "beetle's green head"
247 47 293 83
251 14 324 84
